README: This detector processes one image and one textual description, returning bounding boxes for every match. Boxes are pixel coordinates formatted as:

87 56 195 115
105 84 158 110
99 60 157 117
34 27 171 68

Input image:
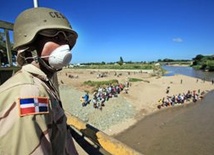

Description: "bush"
83 79 119 88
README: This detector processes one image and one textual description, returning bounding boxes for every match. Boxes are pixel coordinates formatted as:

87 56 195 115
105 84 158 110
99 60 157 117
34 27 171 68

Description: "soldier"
0 7 78 155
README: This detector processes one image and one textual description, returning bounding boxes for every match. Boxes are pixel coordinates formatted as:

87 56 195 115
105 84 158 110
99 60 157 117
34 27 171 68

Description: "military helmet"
13 7 78 50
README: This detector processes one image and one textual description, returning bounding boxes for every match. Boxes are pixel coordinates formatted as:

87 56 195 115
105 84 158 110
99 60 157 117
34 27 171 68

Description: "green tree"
193 54 204 61
192 54 214 72
192 54 204 66
206 60 214 71
118 56 124 66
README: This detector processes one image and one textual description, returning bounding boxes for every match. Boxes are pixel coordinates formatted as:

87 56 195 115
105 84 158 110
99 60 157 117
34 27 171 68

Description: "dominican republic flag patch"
19 97 49 116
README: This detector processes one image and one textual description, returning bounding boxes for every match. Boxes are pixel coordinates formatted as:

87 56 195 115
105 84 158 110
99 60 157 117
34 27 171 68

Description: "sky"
0 0 214 63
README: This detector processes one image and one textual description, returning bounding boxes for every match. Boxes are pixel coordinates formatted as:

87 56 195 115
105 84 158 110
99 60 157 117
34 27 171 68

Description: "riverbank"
115 90 214 155
58 68 214 136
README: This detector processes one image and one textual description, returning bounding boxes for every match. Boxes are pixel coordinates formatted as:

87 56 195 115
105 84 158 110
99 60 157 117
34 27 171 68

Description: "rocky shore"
60 85 136 131
58 68 214 136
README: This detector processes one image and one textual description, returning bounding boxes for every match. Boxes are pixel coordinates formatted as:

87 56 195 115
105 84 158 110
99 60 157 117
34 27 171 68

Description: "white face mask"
48 44 72 70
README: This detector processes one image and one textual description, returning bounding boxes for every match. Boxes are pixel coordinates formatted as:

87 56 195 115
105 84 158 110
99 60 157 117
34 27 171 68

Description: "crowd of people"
157 89 205 109
81 81 130 110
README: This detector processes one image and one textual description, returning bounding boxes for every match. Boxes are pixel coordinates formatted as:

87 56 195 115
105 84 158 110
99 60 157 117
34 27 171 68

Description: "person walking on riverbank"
81 92 90 106
0 7 78 155
166 86 170 94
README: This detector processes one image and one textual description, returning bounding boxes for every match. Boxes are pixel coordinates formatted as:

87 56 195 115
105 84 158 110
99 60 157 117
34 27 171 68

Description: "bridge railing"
66 112 143 155
0 20 20 85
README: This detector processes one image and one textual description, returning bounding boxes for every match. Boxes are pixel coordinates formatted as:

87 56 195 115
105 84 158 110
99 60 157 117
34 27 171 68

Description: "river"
162 65 214 81
115 66 214 155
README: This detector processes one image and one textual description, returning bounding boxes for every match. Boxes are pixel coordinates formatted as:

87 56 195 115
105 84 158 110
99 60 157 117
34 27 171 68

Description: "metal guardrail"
0 67 20 85
0 20 19 85
0 20 14 67
66 112 143 155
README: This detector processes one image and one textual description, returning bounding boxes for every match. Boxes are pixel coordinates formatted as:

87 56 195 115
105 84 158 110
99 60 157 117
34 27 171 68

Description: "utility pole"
33 0 39 8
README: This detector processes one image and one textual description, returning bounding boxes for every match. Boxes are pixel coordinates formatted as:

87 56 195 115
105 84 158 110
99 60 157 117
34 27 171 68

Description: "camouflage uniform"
0 64 78 155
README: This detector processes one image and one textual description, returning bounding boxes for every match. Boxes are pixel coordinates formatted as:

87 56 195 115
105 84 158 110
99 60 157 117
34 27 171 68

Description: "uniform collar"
22 64 48 81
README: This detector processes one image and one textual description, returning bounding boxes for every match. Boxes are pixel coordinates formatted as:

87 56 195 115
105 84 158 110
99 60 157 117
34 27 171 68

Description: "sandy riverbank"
58 68 214 136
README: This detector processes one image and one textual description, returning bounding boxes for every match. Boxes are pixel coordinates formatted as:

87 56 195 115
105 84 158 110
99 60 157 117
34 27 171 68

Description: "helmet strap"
37 57 61 76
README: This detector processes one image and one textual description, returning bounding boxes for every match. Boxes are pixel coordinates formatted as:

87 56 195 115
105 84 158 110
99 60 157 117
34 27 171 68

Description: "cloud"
172 38 183 43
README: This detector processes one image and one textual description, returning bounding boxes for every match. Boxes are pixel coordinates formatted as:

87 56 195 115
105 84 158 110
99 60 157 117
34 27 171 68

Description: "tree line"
191 54 214 71
0 32 213 72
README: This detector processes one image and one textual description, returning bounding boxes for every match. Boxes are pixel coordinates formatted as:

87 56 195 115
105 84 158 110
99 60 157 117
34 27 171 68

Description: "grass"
73 63 154 70
83 79 119 88
128 78 150 83
128 78 143 82
83 77 148 90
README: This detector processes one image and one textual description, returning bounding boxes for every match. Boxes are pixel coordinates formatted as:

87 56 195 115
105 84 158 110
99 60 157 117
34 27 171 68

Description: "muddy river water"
115 66 214 155
115 91 214 155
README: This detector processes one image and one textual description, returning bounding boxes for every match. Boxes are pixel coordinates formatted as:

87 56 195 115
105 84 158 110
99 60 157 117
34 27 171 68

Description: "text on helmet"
49 12 65 19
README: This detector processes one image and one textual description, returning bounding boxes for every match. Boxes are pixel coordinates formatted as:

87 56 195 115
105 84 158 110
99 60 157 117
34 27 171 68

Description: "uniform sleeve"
0 83 53 155
0 70 78 155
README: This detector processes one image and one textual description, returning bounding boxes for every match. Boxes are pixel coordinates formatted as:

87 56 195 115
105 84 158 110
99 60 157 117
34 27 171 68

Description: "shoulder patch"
18 97 49 117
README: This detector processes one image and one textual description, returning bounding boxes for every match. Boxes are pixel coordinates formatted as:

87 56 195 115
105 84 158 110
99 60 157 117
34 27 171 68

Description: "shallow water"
115 91 214 155
115 66 214 155
162 65 214 81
